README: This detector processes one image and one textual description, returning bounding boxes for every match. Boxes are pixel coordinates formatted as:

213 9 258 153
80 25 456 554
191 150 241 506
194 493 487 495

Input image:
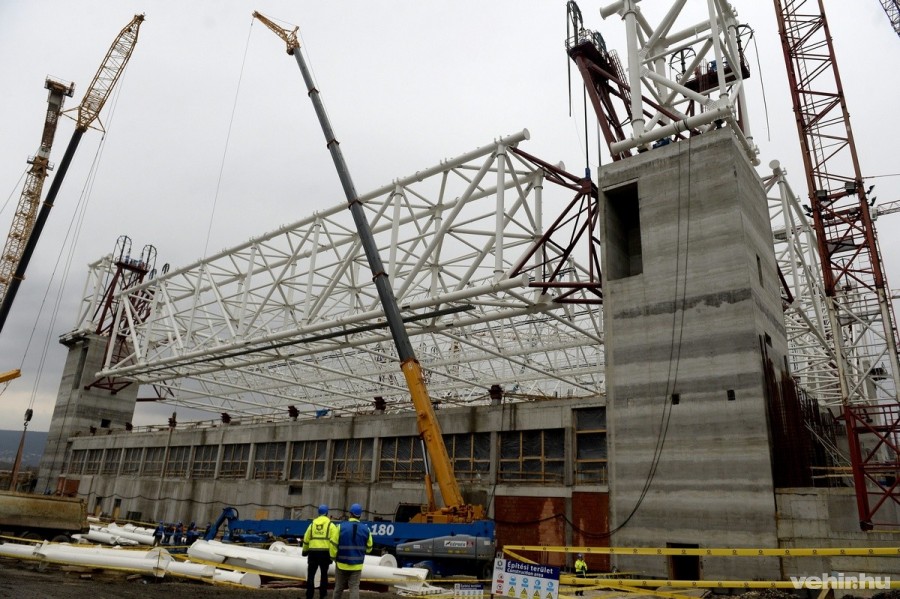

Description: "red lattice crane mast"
774 0 900 529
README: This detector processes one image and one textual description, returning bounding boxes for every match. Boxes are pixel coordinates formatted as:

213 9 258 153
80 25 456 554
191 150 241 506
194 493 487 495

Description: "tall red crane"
773 0 900 529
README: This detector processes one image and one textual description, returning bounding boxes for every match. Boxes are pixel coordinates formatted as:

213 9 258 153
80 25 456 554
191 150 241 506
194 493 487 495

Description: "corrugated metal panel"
495 496 566 566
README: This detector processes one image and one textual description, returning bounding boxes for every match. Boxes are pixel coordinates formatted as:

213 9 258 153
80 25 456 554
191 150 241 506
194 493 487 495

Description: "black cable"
747 27 771 143
601 137 693 540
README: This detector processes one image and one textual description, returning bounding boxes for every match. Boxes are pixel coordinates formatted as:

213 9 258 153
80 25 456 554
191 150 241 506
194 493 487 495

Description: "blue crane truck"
205 506 495 578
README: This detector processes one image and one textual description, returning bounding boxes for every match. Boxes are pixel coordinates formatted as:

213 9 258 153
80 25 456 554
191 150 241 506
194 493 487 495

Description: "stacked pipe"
189 539 429 582
0 542 261 588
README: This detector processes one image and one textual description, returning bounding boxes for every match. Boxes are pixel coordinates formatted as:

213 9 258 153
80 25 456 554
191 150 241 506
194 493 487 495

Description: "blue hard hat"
349 503 363 517
318 504 328 515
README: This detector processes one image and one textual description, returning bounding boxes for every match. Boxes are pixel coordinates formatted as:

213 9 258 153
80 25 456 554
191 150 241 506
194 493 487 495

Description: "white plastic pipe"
0 542 38 559
191 539 426 581
33 542 170 577
77 526 140 546
106 522 156 545
185 540 227 563
36 544 169 561
243 551 306 578
268 541 397 567
212 569 261 588
166 560 216 579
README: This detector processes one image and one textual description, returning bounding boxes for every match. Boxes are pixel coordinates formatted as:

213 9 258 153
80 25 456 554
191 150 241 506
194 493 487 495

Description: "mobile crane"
251 11 484 526
235 11 493 577
0 14 145 334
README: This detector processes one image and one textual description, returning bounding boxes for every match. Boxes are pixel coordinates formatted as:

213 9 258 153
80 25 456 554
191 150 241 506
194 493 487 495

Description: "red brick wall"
494 493 610 570
572 491 610 572
495 496 566 567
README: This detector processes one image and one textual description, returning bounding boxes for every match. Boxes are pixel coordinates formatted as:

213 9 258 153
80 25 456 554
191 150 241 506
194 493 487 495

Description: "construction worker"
574 553 588 596
328 503 373 599
152 522 164 546
303 504 335 599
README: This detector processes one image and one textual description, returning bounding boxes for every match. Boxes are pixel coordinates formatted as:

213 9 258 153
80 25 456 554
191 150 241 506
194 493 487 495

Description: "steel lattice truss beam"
774 0 900 404
574 0 758 164
764 163 840 404
880 0 900 37
764 161 897 406
73 133 605 418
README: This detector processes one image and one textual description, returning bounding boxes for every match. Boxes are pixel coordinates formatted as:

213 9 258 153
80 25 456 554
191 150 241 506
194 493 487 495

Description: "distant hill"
0 430 48 468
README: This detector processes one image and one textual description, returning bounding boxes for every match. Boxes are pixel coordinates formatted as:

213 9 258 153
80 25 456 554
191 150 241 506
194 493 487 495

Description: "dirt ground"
0 557 413 599
3 558 894 599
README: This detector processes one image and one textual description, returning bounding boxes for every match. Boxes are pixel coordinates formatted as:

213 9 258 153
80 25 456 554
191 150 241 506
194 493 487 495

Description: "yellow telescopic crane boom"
253 11 483 524
0 78 75 310
0 369 21 384
0 14 144 334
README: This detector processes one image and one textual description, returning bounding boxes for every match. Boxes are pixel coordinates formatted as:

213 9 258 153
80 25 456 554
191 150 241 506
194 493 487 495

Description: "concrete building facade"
58 396 610 569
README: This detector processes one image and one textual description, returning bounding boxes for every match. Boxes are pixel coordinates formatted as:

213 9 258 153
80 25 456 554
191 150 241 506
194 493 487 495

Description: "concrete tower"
601 129 788 579
35 331 138 494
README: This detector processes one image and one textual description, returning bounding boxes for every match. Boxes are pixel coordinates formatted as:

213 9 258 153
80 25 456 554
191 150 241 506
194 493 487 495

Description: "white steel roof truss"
599 0 758 163
84 134 605 418
765 164 841 404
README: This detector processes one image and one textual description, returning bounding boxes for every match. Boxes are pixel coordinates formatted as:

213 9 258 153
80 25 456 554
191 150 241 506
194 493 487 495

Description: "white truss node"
598 0 758 163
76 133 605 418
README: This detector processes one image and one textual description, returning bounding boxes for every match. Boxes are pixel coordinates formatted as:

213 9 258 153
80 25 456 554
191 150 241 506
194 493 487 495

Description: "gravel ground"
0 557 412 599
6 557 889 599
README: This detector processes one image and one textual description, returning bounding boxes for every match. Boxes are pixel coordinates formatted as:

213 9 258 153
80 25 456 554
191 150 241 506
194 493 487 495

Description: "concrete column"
600 130 787 579
36 332 139 494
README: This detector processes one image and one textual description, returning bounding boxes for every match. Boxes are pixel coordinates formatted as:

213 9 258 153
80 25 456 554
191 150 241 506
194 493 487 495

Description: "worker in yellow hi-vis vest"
574 553 588 596
303 504 334 599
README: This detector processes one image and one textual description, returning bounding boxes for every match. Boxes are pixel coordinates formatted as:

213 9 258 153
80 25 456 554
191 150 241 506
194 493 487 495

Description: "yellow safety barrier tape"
502 549 694 599
589 581 702 598
503 548 540 564
0 534 41 543
502 545 900 557
569 579 900 590
499 547 900 592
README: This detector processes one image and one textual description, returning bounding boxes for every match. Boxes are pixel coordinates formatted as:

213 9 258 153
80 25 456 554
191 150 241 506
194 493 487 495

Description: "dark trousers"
306 551 332 599
575 571 586 596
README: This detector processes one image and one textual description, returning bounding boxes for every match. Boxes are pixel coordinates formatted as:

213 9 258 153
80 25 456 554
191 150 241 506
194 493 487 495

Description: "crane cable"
203 17 255 258
0 170 28 219
745 26 772 144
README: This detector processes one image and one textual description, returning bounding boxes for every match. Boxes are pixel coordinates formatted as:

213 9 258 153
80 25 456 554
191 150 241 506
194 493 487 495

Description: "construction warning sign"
492 557 560 599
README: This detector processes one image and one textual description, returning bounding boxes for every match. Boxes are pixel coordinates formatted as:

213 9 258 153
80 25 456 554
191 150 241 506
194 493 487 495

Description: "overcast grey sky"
1 1 897 432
